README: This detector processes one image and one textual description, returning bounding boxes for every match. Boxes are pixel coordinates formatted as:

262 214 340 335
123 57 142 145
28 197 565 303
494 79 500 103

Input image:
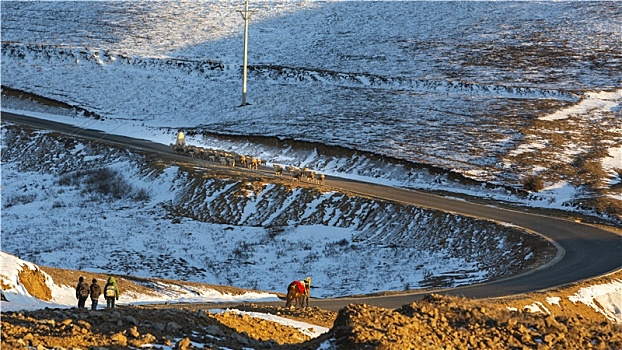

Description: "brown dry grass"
504 107 622 219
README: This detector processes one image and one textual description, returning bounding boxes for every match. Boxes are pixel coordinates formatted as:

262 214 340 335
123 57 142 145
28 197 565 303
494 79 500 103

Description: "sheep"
273 164 284 176
302 168 317 182
181 145 189 155
206 149 217 160
300 167 309 181
249 157 261 170
169 142 327 186
198 148 211 160
171 143 184 155
188 146 202 159
291 169 302 182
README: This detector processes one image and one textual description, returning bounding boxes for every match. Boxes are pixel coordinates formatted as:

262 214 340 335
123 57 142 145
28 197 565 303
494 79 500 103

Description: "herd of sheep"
170 132 326 185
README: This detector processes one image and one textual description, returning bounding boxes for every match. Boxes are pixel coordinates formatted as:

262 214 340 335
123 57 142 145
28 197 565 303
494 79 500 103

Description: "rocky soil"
325 294 622 350
3 263 622 349
1 303 337 350
3 290 621 350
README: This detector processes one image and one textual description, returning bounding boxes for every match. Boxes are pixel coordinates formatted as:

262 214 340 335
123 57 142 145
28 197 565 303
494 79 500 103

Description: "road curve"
3 111 622 311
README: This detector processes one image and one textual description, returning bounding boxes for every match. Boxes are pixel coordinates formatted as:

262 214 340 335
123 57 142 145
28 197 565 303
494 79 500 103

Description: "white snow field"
1 1 621 310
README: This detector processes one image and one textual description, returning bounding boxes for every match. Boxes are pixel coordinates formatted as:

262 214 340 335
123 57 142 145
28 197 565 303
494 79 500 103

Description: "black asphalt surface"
3 111 621 312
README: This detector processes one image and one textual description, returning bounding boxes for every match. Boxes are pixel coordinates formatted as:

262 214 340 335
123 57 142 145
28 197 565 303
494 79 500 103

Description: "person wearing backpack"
89 278 102 310
75 276 89 308
103 276 119 309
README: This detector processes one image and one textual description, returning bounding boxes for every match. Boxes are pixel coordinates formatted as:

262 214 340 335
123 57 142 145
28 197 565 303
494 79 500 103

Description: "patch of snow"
523 301 550 315
546 296 561 307
568 279 622 323
539 90 622 121
602 146 622 191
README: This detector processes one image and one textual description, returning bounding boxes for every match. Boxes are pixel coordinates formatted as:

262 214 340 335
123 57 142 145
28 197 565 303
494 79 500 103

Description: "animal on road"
273 164 284 176
169 139 326 186
285 277 311 308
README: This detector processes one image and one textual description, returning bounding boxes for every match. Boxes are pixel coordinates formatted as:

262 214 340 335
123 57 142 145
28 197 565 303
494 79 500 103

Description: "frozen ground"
1 1 621 213
2 123 551 297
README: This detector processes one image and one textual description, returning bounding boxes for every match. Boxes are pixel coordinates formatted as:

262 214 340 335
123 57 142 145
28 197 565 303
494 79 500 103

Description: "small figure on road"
103 276 119 309
176 130 185 146
75 276 89 308
89 278 102 310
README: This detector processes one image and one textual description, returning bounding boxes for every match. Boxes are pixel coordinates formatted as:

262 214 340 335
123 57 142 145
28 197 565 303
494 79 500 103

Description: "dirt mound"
327 294 622 350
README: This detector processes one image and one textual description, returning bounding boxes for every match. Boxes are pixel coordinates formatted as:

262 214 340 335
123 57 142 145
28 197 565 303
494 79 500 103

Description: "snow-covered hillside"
1 1 621 217
1 0 620 311
1 124 552 297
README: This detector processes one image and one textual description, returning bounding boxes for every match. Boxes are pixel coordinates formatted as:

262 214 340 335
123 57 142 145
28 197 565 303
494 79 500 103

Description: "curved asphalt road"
3 111 621 311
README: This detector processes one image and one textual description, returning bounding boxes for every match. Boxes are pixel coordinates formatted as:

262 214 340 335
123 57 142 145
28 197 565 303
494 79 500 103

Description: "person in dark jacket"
103 276 120 308
75 276 89 308
89 278 102 310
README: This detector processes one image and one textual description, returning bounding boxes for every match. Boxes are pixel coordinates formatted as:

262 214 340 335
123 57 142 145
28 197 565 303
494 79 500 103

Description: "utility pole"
237 0 254 106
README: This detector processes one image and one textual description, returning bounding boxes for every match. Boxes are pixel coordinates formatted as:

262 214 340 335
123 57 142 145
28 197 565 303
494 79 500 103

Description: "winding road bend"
3 111 622 311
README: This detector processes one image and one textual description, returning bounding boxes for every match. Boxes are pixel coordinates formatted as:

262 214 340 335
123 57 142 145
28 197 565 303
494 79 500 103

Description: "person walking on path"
103 276 119 309
89 278 102 310
75 276 89 308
